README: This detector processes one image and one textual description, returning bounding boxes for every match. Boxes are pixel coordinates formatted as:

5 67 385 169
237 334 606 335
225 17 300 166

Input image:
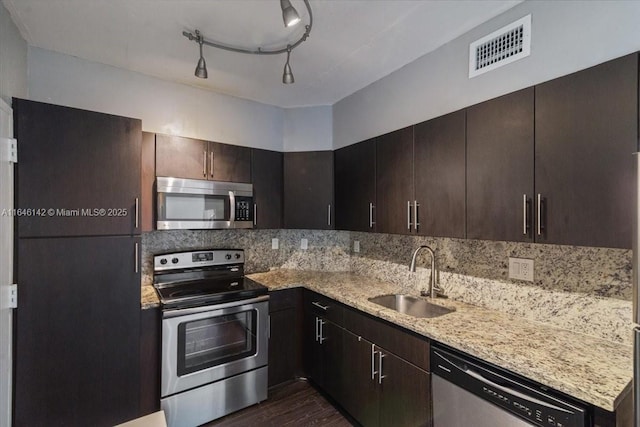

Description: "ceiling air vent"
469 14 531 78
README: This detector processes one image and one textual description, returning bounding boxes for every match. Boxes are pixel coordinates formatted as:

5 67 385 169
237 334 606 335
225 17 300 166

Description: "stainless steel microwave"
156 177 253 230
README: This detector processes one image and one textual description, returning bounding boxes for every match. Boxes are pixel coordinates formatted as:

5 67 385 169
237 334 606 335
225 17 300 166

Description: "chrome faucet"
409 245 443 298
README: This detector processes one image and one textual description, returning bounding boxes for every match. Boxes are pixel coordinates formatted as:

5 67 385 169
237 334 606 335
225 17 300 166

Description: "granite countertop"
140 269 633 412
247 269 633 413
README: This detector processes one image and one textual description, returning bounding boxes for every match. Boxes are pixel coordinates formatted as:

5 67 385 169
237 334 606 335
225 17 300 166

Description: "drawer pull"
312 301 329 311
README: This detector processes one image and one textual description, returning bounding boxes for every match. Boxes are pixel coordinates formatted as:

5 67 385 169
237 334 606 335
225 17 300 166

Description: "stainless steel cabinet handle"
328 204 331 226
371 344 378 380
407 201 412 230
134 242 139 273
369 202 375 228
268 315 271 340
414 200 419 230
203 151 207 177
253 203 257 226
318 319 326 344
315 317 320 342
523 194 528 235
378 351 386 384
312 301 329 311
210 152 214 178
537 194 543 236
134 197 139 229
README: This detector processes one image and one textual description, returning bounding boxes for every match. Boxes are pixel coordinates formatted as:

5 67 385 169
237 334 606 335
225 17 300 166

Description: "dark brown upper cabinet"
535 53 637 249
283 151 334 230
466 88 535 243
251 148 283 229
334 138 376 232
141 132 156 232
156 134 251 183
14 99 142 238
376 127 414 235
414 110 466 239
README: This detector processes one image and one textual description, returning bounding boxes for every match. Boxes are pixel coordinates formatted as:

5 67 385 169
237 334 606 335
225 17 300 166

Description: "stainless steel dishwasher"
431 345 589 427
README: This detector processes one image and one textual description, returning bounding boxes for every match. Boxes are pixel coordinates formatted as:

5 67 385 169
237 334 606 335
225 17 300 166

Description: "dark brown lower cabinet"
342 325 431 427
268 289 301 388
341 330 380 427
139 307 161 416
377 349 430 427
301 290 431 427
14 236 141 427
302 309 344 402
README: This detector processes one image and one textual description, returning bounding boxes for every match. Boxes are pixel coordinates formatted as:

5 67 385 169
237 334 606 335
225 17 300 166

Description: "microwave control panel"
235 197 253 222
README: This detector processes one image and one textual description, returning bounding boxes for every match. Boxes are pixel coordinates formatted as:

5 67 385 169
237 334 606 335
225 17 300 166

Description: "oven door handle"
162 295 269 319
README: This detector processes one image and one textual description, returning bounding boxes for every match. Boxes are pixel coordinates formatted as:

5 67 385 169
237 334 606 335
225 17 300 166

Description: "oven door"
161 295 269 397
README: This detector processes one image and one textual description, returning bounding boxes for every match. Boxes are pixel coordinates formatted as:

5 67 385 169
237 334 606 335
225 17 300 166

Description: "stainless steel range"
153 249 269 427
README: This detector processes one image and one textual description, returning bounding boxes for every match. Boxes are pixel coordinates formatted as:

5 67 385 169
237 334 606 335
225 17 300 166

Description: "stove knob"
172 258 179 264
225 254 232 260
235 253 241 259
160 258 168 265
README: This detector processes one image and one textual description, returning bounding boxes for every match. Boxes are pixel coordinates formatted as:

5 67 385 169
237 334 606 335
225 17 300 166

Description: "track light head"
194 30 208 79
195 56 208 79
282 48 294 84
281 0 301 27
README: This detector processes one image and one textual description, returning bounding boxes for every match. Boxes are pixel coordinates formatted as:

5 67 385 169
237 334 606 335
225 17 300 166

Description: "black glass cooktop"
154 277 268 309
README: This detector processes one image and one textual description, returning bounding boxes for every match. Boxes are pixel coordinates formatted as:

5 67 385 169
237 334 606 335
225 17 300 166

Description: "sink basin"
368 294 454 318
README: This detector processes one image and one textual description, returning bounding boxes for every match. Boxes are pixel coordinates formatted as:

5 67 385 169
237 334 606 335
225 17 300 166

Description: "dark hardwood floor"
203 380 354 427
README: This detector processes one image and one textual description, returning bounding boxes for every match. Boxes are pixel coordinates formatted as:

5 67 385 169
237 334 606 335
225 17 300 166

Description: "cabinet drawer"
303 291 343 325
344 307 430 371
269 288 300 312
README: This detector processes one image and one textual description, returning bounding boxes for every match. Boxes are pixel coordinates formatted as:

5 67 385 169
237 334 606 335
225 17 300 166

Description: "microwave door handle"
229 190 236 223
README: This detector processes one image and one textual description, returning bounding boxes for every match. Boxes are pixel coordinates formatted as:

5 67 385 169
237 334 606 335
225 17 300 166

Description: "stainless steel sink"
368 294 454 318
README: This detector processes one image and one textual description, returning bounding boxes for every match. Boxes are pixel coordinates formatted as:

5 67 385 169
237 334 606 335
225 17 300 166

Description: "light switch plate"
353 240 360 253
301 238 308 250
508 257 534 282
271 238 279 250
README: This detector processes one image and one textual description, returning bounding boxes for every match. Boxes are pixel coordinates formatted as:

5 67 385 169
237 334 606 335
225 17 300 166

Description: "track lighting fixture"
281 0 301 28
194 30 208 79
183 0 312 84
283 46 294 84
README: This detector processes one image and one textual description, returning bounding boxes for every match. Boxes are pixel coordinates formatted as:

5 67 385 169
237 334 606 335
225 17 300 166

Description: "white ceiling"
3 0 522 108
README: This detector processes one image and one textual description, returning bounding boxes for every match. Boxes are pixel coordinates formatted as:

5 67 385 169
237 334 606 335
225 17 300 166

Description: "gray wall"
333 0 640 148
0 2 27 104
27 47 334 152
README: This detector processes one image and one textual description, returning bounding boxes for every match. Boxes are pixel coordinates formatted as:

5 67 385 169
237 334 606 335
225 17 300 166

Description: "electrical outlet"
353 241 360 253
508 257 534 282
300 238 308 250
271 238 279 250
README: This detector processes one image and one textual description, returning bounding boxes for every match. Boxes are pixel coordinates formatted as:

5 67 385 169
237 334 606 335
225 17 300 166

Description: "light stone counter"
246 269 633 413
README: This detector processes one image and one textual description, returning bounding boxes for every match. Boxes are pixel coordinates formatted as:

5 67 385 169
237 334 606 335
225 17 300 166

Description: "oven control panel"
154 249 244 271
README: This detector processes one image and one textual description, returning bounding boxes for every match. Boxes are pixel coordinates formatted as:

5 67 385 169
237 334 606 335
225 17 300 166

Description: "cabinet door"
139 307 161 415
376 127 414 235
318 320 343 403
283 151 334 230
14 99 141 237
414 110 466 238
15 236 141 426
251 148 283 229
268 308 297 387
535 54 637 249
156 134 208 180
466 88 534 242
342 330 380 427
378 348 431 427
141 132 156 232
209 141 251 183
334 138 377 232
302 309 323 385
